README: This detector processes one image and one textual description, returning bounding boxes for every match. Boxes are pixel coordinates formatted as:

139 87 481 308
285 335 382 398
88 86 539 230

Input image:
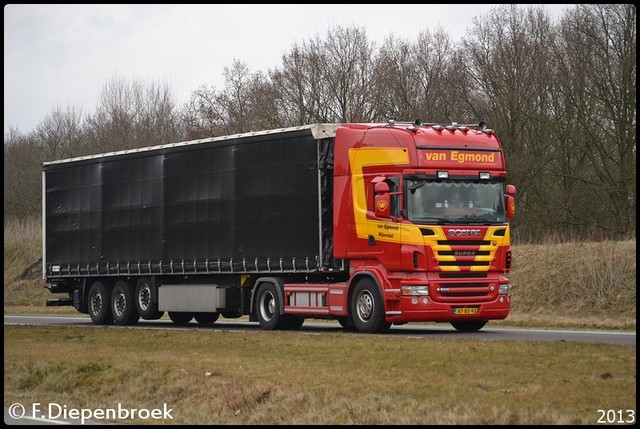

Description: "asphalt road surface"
4 314 635 346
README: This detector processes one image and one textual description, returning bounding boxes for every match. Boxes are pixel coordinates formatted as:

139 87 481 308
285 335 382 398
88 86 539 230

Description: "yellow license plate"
454 307 479 315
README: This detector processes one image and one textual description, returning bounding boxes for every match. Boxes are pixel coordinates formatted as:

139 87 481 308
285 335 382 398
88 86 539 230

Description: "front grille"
439 272 488 278
437 240 491 246
435 282 489 297
439 261 490 267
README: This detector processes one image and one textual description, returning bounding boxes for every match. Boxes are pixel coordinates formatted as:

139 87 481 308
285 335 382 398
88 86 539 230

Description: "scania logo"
454 251 476 256
447 229 482 237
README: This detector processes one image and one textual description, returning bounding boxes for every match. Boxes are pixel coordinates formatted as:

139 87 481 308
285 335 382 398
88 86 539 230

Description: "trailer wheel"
135 278 164 320
194 312 219 325
255 283 284 330
451 320 487 332
88 281 114 325
168 312 193 325
111 280 140 326
351 278 391 334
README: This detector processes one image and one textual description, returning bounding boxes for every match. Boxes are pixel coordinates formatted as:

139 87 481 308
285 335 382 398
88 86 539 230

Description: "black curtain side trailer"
42 124 345 320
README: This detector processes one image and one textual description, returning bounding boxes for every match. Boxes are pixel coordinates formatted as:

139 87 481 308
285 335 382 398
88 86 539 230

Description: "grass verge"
4 325 636 425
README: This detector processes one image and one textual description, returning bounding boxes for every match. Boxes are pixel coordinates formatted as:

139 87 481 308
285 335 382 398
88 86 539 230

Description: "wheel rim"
138 284 151 311
90 291 102 315
259 291 275 322
114 291 126 317
356 291 374 321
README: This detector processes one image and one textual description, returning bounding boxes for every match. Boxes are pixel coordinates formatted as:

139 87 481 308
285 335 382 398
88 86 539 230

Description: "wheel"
135 277 164 320
221 312 242 319
451 320 487 332
168 312 193 325
337 316 356 331
351 278 391 334
284 316 305 330
194 312 220 325
87 281 114 325
255 282 285 330
111 280 140 326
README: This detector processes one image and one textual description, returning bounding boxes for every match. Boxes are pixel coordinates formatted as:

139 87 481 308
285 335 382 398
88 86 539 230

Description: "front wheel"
351 278 391 334
337 316 356 331
451 320 487 332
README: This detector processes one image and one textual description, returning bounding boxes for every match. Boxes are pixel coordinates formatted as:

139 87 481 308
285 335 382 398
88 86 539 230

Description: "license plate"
453 307 479 315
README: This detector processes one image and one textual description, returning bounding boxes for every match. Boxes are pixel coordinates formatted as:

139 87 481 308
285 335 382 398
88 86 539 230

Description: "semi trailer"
43 120 516 333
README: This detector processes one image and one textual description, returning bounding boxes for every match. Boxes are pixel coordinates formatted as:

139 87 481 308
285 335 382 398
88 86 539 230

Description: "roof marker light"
437 171 449 179
479 172 491 180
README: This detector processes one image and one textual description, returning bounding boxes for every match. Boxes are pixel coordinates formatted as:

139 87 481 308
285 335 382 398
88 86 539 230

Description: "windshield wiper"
411 217 455 225
453 217 498 225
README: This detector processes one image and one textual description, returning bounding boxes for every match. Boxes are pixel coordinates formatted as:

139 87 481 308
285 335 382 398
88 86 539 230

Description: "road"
4 314 636 346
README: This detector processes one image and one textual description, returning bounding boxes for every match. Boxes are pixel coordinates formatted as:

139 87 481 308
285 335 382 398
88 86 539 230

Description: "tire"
194 312 220 325
221 309 242 319
351 278 391 334
87 281 114 325
337 316 356 331
255 282 285 330
168 312 193 325
284 316 305 330
111 280 140 326
135 277 164 320
451 320 487 332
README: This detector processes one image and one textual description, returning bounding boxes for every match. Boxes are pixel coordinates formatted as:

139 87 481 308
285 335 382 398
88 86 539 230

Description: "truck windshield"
405 179 506 225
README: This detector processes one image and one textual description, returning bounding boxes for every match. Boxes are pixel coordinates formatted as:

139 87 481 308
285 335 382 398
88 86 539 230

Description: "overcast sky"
4 4 572 135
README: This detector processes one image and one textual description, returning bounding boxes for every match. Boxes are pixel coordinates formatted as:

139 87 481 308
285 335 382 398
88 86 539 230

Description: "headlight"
499 284 511 295
402 285 429 296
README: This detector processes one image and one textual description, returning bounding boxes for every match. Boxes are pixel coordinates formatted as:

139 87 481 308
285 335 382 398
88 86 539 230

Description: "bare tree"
375 29 457 122
181 84 225 139
319 25 378 122
33 104 84 161
462 5 562 239
4 128 42 217
273 35 334 124
184 60 285 137
84 75 182 153
554 4 636 237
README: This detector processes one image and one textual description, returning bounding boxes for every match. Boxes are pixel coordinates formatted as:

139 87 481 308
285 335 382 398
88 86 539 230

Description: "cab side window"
387 177 400 217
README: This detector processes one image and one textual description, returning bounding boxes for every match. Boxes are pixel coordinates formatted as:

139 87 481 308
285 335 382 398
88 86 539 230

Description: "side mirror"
374 181 390 218
505 184 517 221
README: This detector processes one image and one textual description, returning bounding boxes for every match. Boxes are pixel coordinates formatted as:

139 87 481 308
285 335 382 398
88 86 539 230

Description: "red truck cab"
331 120 516 332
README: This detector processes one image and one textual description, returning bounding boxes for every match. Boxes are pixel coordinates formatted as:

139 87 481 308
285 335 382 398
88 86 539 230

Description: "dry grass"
4 325 636 425
508 240 636 321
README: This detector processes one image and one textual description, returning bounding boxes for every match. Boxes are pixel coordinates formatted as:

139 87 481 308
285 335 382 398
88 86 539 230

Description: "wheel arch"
347 270 385 316
249 277 285 320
